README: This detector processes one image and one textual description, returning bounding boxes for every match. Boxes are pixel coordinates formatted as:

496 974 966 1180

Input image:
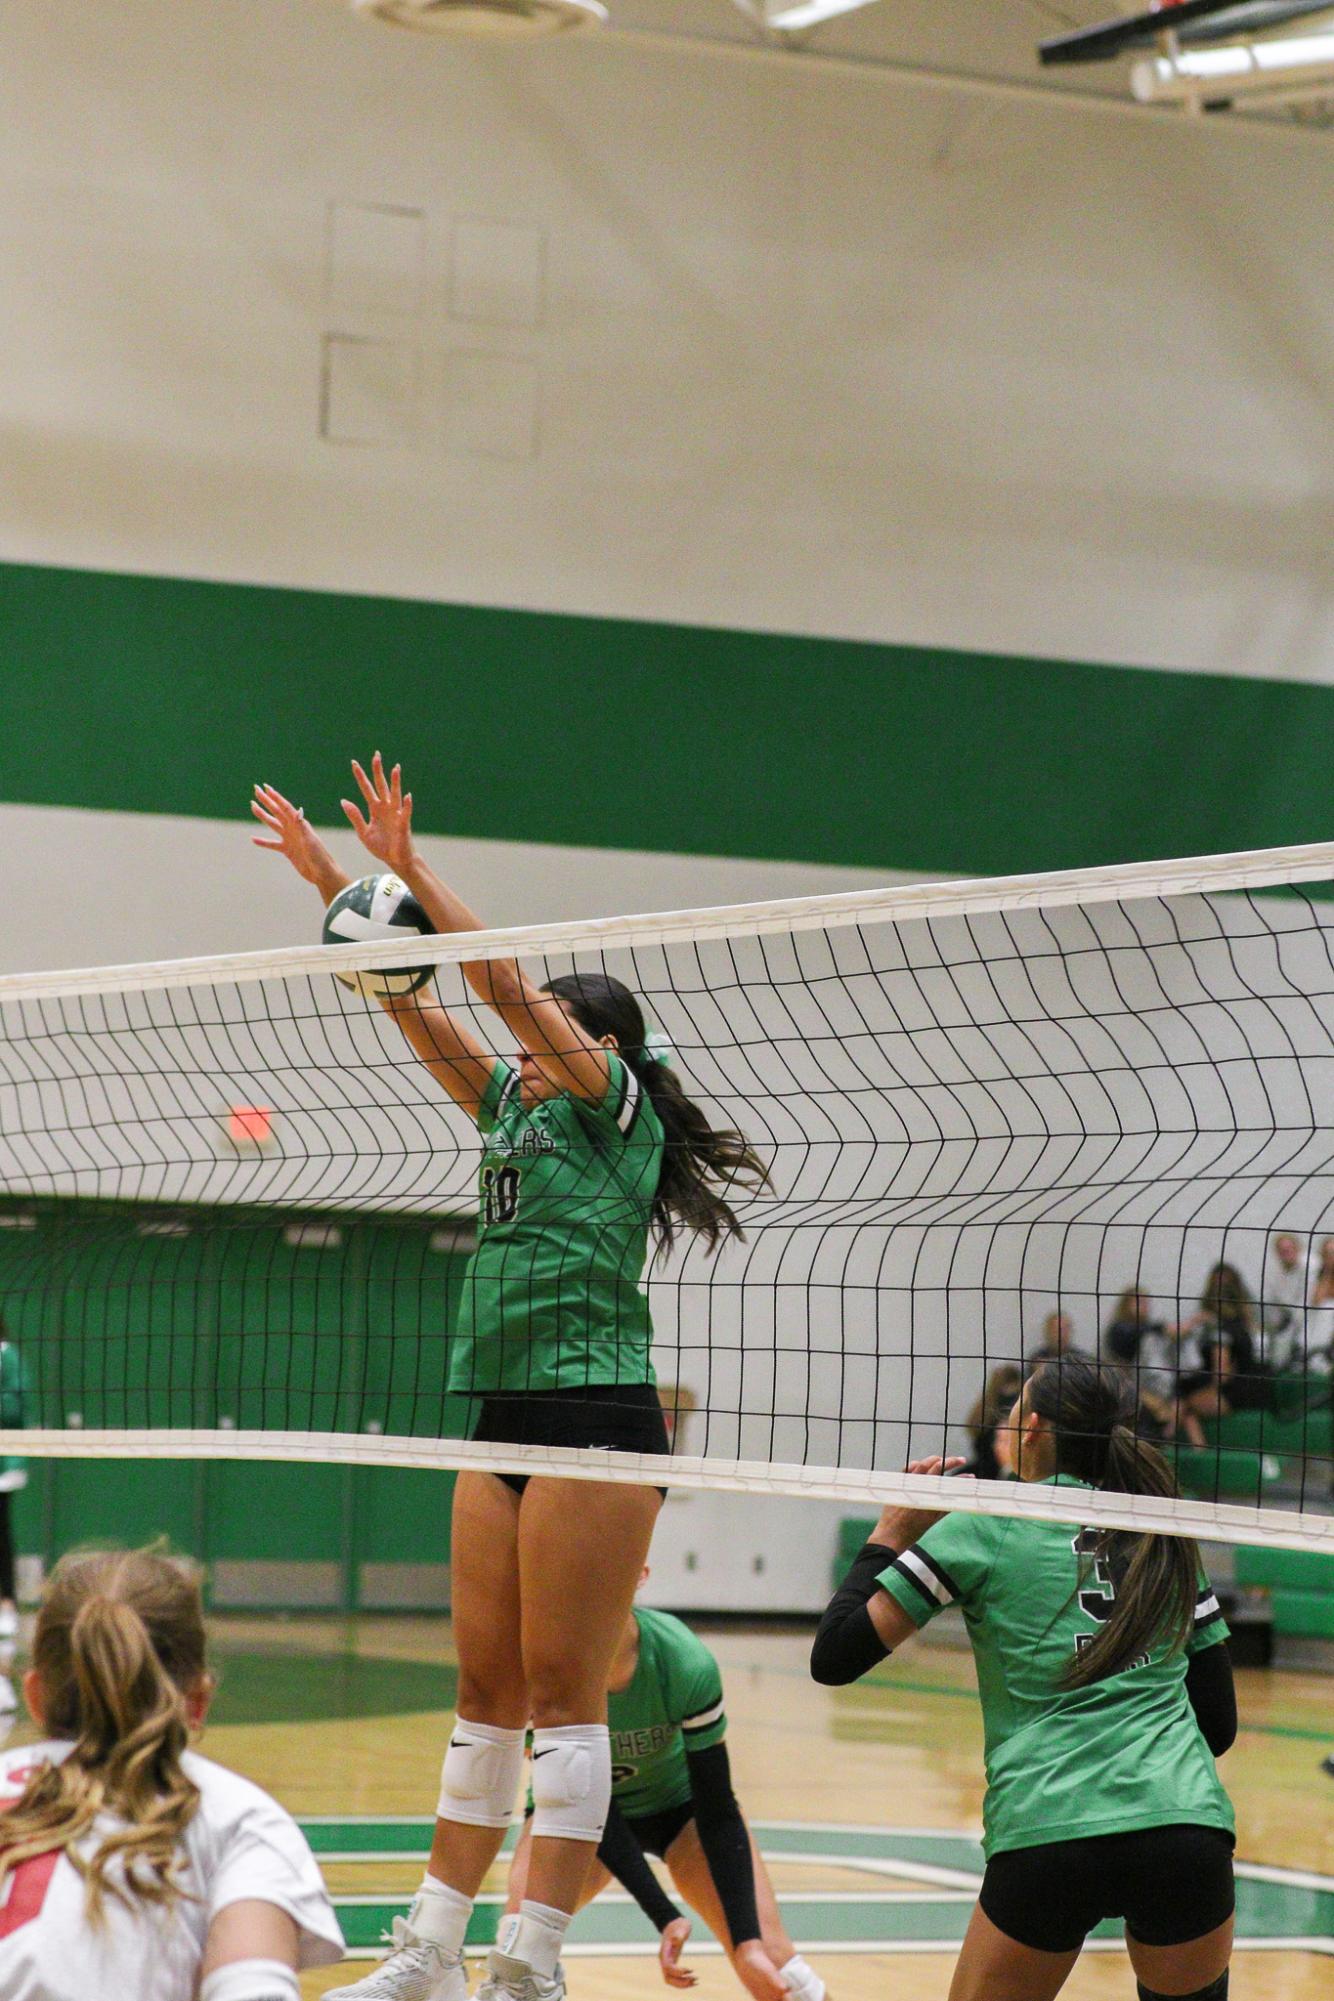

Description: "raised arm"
340 753 615 1103
252 780 497 1122
251 784 351 905
810 1457 963 1685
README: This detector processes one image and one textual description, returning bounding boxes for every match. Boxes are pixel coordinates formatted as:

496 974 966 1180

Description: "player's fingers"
351 759 377 808
341 799 369 838
389 762 403 807
251 837 282 850
372 749 391 802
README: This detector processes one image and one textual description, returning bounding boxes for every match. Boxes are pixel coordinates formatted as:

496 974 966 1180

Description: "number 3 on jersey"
482 1163 520 1228
1072 1527 1116 1647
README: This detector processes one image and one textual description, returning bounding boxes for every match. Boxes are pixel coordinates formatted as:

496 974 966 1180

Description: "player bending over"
253 759 768 2001
504 1588 825 2001
0 1547 343 2001
812 1356 1237 2001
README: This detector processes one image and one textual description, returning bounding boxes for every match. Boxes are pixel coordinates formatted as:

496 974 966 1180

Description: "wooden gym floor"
16 1608 1315 2001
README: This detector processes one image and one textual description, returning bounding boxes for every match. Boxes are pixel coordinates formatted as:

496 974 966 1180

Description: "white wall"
2 0 1331 684
0 803 895 974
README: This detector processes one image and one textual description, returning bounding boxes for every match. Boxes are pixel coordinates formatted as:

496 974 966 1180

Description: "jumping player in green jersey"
505 1597 827 2001
252 761 767 2001
813 1355 1237 2001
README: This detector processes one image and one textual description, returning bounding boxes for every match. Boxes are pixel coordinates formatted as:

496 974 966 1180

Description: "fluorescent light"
738 0 884 31
1132 32 1334 102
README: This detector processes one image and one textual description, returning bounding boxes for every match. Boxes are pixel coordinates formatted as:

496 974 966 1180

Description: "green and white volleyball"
321 875 435 996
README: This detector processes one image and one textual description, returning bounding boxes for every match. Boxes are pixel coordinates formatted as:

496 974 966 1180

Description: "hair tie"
638 1028 675 1068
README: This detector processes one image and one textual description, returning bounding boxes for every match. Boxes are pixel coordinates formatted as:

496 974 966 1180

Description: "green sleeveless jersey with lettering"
878 1475 1235 1859
608 1608 728 1819
451 1054 665 1397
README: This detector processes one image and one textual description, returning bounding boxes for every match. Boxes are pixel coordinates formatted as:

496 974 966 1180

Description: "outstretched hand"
342 752 416 877
659 1917 698 1989
251 784 345 899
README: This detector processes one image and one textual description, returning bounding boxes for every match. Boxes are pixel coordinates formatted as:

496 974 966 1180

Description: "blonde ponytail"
0 1548 207 1921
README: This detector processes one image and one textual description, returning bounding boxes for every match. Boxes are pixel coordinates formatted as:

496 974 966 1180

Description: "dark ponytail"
542 973 770 1256
1027 1356 1198 1689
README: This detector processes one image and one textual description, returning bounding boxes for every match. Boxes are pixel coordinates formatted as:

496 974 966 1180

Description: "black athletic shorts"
980 1824 1235 1954
472 1382 670 1497
522 1794 695 1861
623 1799 696 1860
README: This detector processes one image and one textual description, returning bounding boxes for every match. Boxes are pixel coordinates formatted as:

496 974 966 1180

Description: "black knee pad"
1137 1973 1227 2001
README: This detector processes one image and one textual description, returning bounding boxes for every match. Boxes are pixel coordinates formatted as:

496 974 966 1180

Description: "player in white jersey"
0 1546 344 2001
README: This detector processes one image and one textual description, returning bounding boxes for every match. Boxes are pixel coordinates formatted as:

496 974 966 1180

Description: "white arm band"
201 1960 301 2001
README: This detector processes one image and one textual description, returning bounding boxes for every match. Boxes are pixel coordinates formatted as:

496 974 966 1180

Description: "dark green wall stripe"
5 559 1330 877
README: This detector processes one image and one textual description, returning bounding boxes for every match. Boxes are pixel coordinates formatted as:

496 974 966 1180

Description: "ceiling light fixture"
734 0 884 32
1131 29 1334 102
353 0 608 38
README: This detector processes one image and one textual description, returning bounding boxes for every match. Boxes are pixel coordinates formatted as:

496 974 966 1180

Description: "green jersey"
878 1476 1235 1859
608 1607 728 1819
0 1340 32 1490
452 1054 665 1397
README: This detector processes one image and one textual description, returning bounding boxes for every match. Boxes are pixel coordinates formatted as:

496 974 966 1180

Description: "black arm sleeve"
1185 1643 1237 1756
810 1538 895 1686
596 1799 683 1934
685 1741 761 1948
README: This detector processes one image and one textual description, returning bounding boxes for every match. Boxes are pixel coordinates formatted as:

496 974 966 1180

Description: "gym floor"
23 1610 1318 2001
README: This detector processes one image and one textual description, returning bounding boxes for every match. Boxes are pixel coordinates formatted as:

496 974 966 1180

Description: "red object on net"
227 1104 274 1148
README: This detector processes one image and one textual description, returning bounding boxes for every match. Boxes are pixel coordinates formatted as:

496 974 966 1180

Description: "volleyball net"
1 843 1332 1553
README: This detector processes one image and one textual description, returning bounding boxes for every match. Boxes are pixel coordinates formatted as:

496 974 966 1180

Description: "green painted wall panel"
203 1461 348 1564
353 1467 454 1566
44 1459 198 1553
0 1198 470 1603
4 560 1332 877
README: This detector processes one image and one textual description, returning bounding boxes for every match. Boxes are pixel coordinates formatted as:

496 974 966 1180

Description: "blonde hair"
0 1547 208 1921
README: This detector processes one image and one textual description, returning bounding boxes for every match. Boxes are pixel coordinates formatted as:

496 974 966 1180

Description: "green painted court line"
325 1891 1334 1957
327 1894 986 1953
307 1819 1333 1956
1237 1721 1334 1744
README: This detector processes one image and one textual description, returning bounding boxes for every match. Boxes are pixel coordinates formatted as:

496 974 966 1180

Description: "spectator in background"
1260 1233 1313 1374
1191 1263 1272 1415
1024 1311 1083 1372
1104 1288 1207 1448
1303 1237 1334 1373
963 1364 1024 1480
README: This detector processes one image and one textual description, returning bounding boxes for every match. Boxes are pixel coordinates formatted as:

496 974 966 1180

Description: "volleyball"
321 873 435 996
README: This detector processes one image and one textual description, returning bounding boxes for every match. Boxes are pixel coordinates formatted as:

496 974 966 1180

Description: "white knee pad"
437 1718 527 1829
201 1964 300 2001
782 1956 826 2001
529 1722 611 1844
